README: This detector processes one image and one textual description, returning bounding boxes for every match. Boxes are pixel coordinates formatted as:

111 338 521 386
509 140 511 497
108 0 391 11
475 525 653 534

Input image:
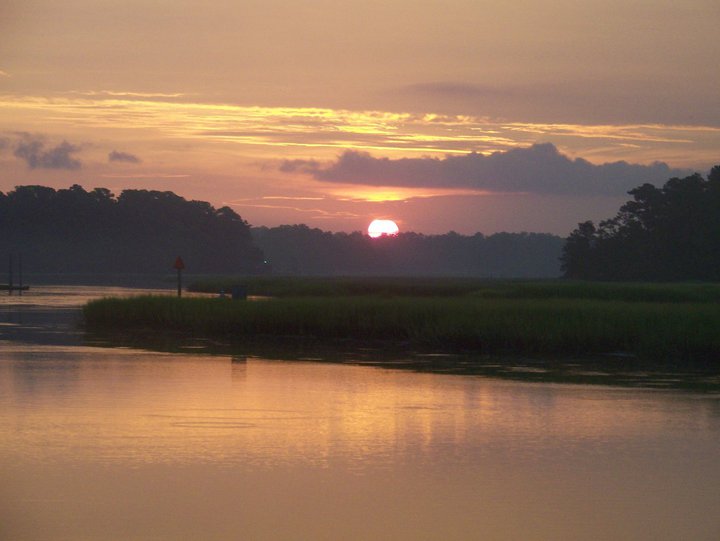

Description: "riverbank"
189 276 720 302
83 280 720 362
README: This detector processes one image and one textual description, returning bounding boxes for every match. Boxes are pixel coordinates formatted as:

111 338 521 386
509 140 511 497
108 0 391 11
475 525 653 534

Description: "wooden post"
8 254 12 296
173 256 185 298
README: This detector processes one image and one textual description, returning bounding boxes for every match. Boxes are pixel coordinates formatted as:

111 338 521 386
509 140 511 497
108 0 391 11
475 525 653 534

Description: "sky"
1 0 719 235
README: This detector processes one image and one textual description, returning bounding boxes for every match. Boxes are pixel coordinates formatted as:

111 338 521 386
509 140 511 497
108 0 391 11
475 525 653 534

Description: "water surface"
1 286 719 540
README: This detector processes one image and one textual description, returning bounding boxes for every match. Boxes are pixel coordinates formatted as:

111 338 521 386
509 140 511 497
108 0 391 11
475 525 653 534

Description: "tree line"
252 225 563 277
0 184 565 279
562 166 720 280
0 185 263 275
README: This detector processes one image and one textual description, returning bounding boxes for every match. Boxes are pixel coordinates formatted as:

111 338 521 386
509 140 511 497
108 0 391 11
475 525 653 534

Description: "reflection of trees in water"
708 400 720 422
9 355 82 395
231 356 248 381
0 307 83 347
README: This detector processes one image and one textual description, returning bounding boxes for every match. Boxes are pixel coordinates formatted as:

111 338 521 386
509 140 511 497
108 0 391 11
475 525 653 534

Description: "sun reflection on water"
1 325 720 540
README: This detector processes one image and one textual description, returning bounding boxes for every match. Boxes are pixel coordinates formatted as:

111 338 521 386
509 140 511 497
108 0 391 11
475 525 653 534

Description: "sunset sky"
2 0 719 235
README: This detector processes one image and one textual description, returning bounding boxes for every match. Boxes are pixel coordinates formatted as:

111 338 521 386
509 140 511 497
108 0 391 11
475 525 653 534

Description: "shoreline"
83 325 720 392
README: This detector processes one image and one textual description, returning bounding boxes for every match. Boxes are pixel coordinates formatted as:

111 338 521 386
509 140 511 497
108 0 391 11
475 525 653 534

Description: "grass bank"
188 276 720 303
83 293 720 362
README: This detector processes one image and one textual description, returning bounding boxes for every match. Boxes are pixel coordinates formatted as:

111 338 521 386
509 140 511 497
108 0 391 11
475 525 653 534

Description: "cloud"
405 82 515 99
0 70 9 78
279 158 321 173
3 95 718 169
14 137 82 170
72 90 186 99
108 150 141 163
281 143 690 196
100 173 189 179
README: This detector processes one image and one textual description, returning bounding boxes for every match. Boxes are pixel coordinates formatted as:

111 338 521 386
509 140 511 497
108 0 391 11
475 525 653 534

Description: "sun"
368 219 399 238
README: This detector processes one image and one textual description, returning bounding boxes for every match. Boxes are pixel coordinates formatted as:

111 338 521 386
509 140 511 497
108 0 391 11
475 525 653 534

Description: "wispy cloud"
71 90 186 99
281 143 690 197
228 199 361 219
108 150 141 163
0 70 10 78
1 94 718 168
13 135 82 170
406 82 516 99
100 173 189 179
259 196 326 201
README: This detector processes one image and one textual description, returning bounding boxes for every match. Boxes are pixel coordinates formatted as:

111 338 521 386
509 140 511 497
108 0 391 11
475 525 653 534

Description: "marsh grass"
188 276 487 297
84 293 720 361
188 276 720 303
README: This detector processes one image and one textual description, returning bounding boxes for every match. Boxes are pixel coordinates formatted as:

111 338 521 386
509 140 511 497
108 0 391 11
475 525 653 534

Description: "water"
1 286 720 540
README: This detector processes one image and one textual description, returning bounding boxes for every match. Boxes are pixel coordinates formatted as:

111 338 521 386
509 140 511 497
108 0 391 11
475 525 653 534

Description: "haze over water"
1 287 720 540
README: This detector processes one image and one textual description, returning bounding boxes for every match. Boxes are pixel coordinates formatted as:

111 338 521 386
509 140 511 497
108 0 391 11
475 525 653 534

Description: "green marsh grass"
188 276 487 298
83 293 720 361
188 276 720 303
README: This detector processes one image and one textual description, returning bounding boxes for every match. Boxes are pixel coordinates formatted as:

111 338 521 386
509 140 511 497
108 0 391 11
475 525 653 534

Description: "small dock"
0 285 29 291
3 254 29 295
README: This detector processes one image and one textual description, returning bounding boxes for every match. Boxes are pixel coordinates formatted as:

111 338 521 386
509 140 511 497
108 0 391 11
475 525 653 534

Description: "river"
1 286 719 540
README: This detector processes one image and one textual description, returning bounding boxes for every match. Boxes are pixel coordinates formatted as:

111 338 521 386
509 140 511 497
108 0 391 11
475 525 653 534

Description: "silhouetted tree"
0 185 263 275
561 166 720 280
252 226 563 277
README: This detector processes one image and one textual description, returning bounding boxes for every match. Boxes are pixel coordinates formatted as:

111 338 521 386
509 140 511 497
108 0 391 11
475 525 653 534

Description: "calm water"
1 287 720 540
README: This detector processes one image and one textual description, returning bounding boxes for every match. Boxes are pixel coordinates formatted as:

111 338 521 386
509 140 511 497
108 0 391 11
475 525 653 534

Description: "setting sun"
368 219 399 238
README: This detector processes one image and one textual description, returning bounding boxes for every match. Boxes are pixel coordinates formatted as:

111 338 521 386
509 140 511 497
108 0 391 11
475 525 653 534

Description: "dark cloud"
281 143 689 196
108 150 141 163
279 158 321 173
405 81 516 99
401 80 720 127
14 137 82 170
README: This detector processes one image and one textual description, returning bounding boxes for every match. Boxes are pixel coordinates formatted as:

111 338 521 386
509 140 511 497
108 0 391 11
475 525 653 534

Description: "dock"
4 254 29 295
